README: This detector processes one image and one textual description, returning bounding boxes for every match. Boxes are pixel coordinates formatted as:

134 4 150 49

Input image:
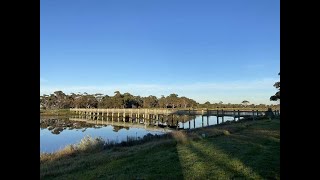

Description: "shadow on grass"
179 120 279 179
207 121 280 179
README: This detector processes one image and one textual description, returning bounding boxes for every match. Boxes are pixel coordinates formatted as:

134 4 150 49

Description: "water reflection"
40 114 243 153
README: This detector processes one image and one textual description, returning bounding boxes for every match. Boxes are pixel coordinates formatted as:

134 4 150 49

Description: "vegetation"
40 118 280 179
242 100 250 106
41 91 279 111
40 109 76 116
270 72 280 101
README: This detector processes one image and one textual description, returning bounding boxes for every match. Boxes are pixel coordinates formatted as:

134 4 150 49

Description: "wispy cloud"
40 78 278 104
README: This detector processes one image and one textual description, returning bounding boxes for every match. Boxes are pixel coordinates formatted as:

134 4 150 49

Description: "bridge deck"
70 108 276 117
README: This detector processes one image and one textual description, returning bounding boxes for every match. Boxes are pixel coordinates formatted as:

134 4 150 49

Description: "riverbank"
40 117 280 179
40 109 77 116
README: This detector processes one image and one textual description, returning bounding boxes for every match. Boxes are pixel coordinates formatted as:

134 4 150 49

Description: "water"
179 115 243 129
40 115 242 153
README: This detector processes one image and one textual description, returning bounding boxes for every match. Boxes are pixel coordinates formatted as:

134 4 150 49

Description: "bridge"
70 108 279 121
69 108 279 130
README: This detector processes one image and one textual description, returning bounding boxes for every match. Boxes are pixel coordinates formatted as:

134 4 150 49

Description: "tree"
158 95 167 108
180 97 192 108
270 72 280 101
40 91 202 110
204 101 211 108
123 92 137 108
242 100 250 106
74 94 98 108
114 91 121 96
94 93 104 102
167 94 179 108
112 91 124 108
143 95 158 108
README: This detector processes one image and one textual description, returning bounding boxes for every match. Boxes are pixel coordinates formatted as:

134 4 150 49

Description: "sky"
40 0 280 105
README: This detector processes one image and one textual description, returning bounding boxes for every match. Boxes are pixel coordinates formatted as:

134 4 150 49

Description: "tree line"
40 91 197 109
40 91 279 110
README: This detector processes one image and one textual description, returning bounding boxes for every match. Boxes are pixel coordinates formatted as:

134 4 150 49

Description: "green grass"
40 119 280 179
40 109 76 116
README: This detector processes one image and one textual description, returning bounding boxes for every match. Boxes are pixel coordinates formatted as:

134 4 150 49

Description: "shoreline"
40 117 279 179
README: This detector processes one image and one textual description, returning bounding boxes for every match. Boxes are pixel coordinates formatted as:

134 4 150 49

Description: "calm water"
178 115 242 129
40 115 241 153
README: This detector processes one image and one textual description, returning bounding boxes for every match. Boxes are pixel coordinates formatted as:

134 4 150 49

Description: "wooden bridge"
70 108 279 120
69 108 279 129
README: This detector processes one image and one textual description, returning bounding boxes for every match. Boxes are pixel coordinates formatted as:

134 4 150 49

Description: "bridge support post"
217 110 219 124
182 118 184 129
222 109 224 123
202 115 204 127
118 112 120 122
252 110 255 121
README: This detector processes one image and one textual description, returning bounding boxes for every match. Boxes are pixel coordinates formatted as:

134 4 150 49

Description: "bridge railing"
70 108 273 116
70 108 178 114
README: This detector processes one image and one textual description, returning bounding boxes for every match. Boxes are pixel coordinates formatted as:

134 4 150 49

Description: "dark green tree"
270 73 280 101
242 100 249 106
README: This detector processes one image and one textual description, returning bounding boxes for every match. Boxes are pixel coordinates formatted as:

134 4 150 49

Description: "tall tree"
158 95 167 108
242 100 250 106
270 72 280 101
167 94 179 108
143 95 158 108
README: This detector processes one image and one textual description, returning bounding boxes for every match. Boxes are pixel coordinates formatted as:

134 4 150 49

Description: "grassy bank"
40 118 280 179
40 109 76 116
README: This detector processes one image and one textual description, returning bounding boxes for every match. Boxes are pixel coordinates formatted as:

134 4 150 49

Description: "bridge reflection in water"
69 108 278 130
68 113 260 130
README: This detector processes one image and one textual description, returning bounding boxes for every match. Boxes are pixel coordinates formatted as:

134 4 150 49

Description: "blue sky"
40 0 280 104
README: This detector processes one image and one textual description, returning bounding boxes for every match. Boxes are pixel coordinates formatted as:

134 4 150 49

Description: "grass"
40 109 77 116
40 118 280 179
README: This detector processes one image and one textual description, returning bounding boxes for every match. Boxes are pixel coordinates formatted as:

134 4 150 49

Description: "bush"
77 135 105 152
